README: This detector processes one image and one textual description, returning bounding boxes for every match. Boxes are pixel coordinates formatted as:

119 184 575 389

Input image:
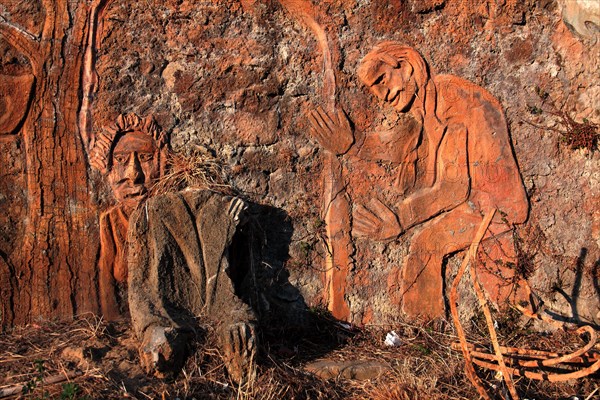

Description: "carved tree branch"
41 0 58 43
0 0 105 326
279 0 351 320
0 15 40 70
278 0 337 111
80 0 114 150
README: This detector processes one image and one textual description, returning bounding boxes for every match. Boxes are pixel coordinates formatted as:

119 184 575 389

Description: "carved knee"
139 325 189 379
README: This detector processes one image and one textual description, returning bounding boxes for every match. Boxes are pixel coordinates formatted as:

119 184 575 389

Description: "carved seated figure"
91 114 257 382
309 42 529 320
128 190 257 383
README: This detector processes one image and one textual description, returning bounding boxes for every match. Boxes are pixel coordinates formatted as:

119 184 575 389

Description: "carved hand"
228 197 248 225
221 322 257 384
307 106 354 155
139 325 187 378
353 198 402 241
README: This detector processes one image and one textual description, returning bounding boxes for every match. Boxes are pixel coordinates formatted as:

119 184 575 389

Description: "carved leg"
401 239 446 319
397 208 483 319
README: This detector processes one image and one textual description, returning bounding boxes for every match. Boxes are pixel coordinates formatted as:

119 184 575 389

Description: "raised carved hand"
353 198 402 241
307 106 354 155
228 197 248 225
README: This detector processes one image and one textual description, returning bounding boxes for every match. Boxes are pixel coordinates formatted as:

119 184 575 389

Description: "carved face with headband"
90 113 169 210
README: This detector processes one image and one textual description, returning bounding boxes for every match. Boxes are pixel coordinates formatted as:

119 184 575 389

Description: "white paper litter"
384 330 401 347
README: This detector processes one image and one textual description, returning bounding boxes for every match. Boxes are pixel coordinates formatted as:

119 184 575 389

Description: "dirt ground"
0 312 597 400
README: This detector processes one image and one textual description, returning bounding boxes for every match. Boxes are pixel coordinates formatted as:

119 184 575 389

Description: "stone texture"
1 0 598 328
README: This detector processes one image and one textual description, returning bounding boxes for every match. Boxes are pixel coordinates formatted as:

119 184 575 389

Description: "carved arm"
0 16 41 71
396 123 471 230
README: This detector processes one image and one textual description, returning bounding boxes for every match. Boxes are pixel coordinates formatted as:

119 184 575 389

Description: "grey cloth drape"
127 189 254 339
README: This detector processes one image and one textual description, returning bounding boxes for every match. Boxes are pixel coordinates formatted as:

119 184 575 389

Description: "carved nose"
125 153 144 182
371 85 388 101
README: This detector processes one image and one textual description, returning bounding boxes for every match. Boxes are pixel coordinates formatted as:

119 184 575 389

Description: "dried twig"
150 149 234 197
0 370 83 398
525 87 599 151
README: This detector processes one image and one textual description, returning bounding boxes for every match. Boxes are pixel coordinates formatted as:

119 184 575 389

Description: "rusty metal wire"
449 208 599 400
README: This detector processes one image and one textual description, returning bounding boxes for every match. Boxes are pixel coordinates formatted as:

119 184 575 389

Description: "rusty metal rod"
451 342 600 365
449 209 497 400
471 356 600 382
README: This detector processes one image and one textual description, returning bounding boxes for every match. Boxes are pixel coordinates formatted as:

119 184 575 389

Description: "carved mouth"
387 89 402 107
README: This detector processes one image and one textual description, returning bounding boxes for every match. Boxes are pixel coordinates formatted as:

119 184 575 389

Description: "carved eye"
138 153 154 162
371 73 386 86
113 154 128 164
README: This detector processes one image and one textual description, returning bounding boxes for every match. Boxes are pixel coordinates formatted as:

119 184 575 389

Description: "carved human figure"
127 190 257 383
309 42 528 319
91 114 257 382
90 113 169 320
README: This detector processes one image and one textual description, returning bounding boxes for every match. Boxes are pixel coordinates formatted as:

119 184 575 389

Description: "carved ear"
159 148 170 178
401 62 414 82
89 127 118 174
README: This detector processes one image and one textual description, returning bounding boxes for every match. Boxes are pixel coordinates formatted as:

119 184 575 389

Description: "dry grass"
151 148 235 197
526 86 599 153
0 313 597 400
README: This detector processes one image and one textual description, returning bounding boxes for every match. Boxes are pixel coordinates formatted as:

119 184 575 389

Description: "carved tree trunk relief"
0 0 111 326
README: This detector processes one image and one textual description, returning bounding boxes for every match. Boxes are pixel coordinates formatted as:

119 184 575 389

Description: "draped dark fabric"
127 189 254 339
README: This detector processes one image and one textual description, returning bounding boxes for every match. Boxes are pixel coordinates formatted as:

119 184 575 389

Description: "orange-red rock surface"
1 0 598 327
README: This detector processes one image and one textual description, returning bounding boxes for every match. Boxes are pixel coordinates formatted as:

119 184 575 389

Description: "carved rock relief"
89 113 170 320
279 0 353 320
278 0 532 321
0 74 34 136
309 42 529 320
91 113 257 382
559 0 600 39
0 0 596 330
